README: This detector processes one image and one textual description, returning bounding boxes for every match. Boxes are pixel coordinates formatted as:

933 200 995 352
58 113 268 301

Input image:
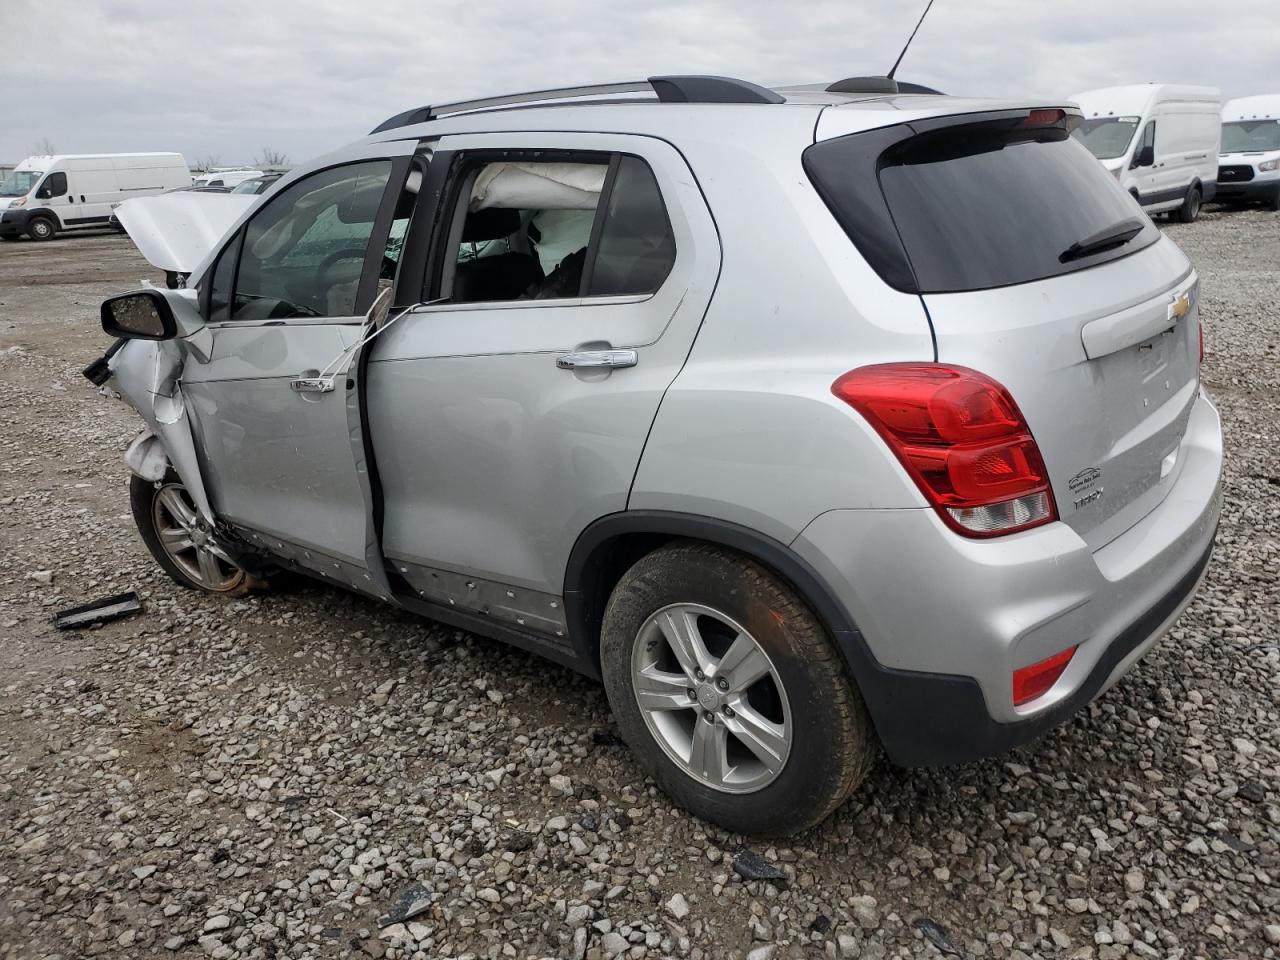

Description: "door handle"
289 376 335 394
556 349 638 370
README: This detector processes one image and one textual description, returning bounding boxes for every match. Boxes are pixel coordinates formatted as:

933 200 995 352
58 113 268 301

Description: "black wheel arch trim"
564 510 1217 767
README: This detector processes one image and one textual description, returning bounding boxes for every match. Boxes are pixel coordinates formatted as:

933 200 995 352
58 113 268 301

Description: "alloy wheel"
151 482 243 591
631 603 792 793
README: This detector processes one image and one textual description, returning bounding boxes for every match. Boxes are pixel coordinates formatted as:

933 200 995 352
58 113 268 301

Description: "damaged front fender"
106 337 215 523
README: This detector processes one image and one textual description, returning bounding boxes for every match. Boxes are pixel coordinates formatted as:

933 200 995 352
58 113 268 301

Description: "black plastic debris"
52 591 143 630
732 847 788 886
377 881 432 928
912 918 962 956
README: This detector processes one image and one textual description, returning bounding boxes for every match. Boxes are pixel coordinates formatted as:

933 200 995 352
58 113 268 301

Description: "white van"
1070 85 1221 222
0 153 190 241
190 169 262 190
1217 95 1280 210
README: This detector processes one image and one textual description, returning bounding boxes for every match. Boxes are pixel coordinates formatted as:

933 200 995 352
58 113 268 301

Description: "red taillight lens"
1199 320 1205 365
1012 646 1077 706
1022 108 1066 126
832 364 1058 537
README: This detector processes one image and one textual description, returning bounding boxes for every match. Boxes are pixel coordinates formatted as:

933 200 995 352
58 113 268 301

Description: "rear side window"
805 113 1159 294
439 153 675 304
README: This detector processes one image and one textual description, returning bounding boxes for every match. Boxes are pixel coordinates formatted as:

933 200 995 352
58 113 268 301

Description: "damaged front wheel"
130 472 246 593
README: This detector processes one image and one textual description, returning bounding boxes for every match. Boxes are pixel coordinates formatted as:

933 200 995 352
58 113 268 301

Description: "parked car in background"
0 153 190 241
230 173 283 195
90 75 1221 835
1216 95 1280 210
191 169 263 190
1071 84 1221 222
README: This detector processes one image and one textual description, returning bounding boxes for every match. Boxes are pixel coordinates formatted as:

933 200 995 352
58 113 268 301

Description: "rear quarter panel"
630 120 935 542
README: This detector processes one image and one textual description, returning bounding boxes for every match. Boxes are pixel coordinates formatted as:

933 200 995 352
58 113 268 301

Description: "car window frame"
199 155 415 327
419 148 673 308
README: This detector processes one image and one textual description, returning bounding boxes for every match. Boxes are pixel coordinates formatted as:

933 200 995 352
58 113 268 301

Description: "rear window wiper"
1059 218 1146 264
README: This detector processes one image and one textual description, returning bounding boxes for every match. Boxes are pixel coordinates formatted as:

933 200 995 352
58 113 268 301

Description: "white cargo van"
1070 85 1221 222
1217 95 1280 210
0 153 190 241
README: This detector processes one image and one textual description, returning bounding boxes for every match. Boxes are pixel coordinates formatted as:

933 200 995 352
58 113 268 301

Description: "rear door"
807 109 1199 550
366 132 719 635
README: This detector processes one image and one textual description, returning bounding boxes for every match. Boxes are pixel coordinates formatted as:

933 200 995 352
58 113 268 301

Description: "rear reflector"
832 364 1058 537
1013 646 1077 706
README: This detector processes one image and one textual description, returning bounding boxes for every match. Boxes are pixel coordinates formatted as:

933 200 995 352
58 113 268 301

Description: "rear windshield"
804 113 1159 294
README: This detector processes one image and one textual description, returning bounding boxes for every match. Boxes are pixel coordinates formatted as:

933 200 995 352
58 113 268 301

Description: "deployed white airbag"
470 162 604 211
116 193 256 274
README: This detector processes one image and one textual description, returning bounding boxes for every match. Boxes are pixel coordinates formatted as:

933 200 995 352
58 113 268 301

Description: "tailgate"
925 239 1199 550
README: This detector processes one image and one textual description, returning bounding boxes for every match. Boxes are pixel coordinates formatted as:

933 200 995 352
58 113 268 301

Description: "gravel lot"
1 211 1277 960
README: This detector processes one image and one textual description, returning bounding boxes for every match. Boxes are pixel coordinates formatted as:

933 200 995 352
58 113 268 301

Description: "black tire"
600 542 876 836
130 471 246 593
1269 187 1280 213
1177 185 1202 223
0 235 18 242
26 216 56 241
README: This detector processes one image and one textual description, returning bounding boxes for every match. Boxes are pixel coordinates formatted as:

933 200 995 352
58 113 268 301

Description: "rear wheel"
600 542 876 835
26 216 55 241
1177 185 1202 223
130 471 246 592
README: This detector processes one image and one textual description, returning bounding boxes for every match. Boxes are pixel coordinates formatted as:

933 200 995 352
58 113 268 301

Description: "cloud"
1 0 1274 164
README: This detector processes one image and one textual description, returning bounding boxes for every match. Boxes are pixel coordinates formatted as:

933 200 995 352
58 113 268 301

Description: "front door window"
230 161 393 321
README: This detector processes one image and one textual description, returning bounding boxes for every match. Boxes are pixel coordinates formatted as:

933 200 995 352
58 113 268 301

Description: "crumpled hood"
115 192 255 273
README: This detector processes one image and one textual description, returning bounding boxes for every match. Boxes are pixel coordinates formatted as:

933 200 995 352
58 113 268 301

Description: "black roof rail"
894 81 944 95
369 75 785 134
648 75 786 105
825 76 944 95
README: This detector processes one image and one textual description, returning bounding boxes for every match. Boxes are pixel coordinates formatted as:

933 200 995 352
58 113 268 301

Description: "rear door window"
437 154 675 304
804 112 1159 294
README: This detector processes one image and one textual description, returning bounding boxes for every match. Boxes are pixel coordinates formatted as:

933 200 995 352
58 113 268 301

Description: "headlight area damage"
83 331 217 524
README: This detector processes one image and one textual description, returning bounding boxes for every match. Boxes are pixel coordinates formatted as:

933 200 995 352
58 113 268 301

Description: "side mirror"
35 186 51 200
101 290 178 340
1132 145 1155 168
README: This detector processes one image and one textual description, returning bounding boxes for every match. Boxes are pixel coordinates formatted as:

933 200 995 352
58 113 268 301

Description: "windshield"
1070 117 1140 160
0 170 42 197
1222 119 1280 153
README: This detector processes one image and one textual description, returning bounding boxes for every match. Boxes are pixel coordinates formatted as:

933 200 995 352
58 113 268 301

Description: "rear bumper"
793 389 1222 765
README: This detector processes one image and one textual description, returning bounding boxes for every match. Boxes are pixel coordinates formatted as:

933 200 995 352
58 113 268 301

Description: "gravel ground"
0 212 1277 960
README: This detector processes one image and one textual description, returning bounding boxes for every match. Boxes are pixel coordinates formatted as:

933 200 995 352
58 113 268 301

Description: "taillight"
1199 319 1205 365
831 364 1058 537
1012 646 1077 706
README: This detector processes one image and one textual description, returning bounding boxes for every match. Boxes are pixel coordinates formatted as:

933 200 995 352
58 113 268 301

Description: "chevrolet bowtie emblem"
1169 291 1192 320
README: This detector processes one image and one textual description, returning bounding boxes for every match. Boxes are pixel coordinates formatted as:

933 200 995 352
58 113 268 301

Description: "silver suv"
90 75 1222 836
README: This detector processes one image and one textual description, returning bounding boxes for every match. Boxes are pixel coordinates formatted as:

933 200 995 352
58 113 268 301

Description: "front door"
180 143 421 595
366 132 720 638
1132 120 1159 205
35 170 75 228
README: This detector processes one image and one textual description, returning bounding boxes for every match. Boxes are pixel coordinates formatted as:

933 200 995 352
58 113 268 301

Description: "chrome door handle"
556 349 638 370
289 376 335 394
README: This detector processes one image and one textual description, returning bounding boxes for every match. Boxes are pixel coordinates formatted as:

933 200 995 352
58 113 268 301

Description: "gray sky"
2 0 1275 165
